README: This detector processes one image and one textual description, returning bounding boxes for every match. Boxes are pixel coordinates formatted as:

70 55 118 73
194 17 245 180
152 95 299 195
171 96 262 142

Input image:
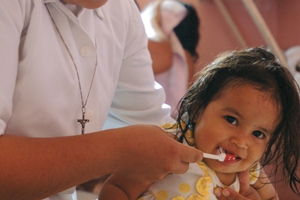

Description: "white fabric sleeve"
0 1 30 135
103 1 174 129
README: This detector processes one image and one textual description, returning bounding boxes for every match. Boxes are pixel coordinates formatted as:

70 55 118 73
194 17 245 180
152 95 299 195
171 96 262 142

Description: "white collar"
43 0 104 19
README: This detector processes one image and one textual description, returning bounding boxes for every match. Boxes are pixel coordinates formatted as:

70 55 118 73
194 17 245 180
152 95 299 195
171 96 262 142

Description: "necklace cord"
46 4 98 133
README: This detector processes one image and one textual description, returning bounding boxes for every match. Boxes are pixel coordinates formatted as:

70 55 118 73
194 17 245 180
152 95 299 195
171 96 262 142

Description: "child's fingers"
213 170 262 200
214 187 254 200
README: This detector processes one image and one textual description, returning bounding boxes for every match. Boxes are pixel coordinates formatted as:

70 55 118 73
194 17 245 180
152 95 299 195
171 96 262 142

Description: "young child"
98 47 300 200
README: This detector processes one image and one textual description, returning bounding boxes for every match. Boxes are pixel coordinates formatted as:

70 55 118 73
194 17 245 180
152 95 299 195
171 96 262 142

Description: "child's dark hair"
176 46 300 195
173 2 200 61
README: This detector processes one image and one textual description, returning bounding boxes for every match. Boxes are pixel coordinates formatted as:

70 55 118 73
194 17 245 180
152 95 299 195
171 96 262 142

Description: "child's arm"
253 168 279 200
98 174 152 200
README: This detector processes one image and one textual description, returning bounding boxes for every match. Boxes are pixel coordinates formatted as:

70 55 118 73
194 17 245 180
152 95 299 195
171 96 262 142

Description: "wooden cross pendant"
78 112 89 134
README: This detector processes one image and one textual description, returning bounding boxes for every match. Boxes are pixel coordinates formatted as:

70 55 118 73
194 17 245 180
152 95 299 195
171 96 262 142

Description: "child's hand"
214 170 261 200
214 187 261 200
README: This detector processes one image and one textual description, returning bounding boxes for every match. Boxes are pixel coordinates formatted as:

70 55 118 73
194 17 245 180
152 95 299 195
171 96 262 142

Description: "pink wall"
193 0 300 72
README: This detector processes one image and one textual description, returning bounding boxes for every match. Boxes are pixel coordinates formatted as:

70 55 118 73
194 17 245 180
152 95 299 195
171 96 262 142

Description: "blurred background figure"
141 0 200 117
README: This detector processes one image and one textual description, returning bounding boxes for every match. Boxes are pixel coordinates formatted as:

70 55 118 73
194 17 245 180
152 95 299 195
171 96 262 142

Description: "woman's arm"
0 125 203 199
99 174 151 200
148 39 173 74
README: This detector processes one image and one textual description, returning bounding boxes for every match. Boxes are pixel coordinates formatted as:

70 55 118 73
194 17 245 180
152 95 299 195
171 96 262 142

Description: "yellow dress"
138 123 260 200
138 161 259 200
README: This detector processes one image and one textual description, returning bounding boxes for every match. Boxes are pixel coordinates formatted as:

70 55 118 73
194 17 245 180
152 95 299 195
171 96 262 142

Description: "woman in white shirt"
0 0 203 199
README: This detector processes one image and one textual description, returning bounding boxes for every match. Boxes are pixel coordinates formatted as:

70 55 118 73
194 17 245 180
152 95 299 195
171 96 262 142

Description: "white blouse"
0 0 173 137
0 0 173 199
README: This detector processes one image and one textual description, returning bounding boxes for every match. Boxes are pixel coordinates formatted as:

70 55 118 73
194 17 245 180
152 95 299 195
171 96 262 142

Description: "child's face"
193 84 281 183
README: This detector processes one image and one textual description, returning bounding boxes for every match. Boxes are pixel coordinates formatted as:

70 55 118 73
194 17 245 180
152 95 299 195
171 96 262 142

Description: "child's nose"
229 134 249 149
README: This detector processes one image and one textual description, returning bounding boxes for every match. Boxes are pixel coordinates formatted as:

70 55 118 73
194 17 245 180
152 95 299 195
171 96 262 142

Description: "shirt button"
85 109 95 121
80 46 92 57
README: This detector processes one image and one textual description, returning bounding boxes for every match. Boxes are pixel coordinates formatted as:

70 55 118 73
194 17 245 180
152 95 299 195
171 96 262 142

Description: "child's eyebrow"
254 126 272 136
221 107 272 135
221 107 243 119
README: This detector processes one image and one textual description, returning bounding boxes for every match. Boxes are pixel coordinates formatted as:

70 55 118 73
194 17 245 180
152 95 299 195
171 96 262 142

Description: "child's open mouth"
218 147 241 161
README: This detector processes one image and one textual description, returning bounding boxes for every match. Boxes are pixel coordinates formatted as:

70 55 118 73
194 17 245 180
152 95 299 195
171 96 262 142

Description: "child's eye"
225 116 237 125
252 131 265 139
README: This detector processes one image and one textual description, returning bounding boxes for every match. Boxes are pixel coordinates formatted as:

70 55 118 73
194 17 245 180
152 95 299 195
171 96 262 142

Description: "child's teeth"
217 147 225 155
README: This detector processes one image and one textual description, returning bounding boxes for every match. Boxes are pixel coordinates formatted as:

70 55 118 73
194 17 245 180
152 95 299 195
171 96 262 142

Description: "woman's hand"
111 125 203 185
214 170 261 200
